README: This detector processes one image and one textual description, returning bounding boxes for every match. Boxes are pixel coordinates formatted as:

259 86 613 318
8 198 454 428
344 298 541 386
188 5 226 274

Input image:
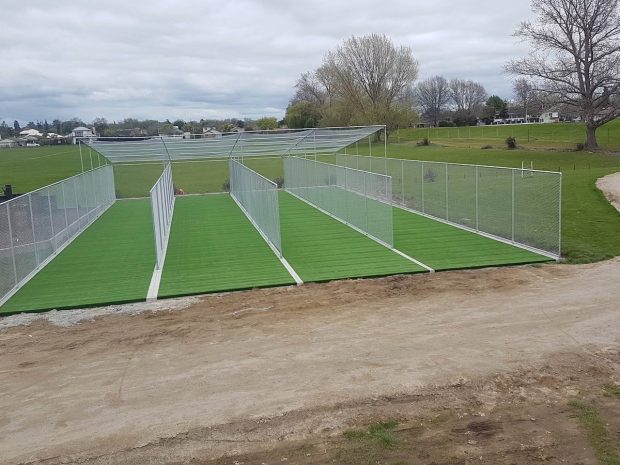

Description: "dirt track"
2 254 620 464
597 171 620 212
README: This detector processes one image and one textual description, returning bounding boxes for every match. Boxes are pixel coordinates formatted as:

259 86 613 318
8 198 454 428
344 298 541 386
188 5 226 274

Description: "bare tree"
507 0 620 149
288 34 419 137
512 78 535 120
292 71 328 106
415 76 450 126
449 79 488 116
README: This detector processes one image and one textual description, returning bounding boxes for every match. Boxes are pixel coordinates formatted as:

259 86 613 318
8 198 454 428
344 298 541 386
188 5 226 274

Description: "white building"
70 126 96 143
19 128 43 137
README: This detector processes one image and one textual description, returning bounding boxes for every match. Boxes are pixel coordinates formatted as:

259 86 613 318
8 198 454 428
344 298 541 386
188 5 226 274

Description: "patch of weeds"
416 137 430 146
343 420 399 448
603 385 620 398
569 400 620 465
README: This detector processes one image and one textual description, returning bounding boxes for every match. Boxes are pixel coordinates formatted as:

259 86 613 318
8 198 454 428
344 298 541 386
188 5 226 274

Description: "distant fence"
0 166 116 306
334 154 561 258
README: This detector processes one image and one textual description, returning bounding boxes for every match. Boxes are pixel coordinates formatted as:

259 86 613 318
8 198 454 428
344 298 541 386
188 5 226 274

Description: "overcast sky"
0 0 534 125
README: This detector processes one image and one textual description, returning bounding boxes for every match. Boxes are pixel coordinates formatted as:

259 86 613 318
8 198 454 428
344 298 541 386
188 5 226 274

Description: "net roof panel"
84 126 384 163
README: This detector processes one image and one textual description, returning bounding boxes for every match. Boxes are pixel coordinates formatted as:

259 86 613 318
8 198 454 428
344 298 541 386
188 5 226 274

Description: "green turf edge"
0 296 149 317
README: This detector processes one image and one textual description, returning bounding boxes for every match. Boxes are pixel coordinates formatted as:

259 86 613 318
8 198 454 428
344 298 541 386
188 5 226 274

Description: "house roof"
72 126 91 132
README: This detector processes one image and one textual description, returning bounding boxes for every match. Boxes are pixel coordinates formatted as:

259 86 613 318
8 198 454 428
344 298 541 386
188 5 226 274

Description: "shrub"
222 178 230 192
273 176 284 188
438 120 456 127
481 144 493 150
416 137 430 146
505 136 517 149
575 142 585 151
424 168 437 182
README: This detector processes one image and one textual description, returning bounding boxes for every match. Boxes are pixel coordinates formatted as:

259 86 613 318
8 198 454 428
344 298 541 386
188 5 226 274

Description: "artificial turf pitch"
0 199 156 314
157 195 295 298
0 192 551 314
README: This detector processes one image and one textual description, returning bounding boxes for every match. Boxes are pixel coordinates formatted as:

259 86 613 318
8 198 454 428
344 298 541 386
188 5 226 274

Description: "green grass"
0 199 155 314
603 385 620 398
158 194 295 298
393 208 550 270
569 400 620 465
395 119 620 150
2 121 620 264
279 191 424 281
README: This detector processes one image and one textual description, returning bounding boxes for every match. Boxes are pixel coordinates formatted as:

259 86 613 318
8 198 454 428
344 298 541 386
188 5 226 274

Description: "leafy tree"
507 0 620 149
285 101 322 128
173 119 185 129
482 95 509 123
255 117 279 130
93 117 109 135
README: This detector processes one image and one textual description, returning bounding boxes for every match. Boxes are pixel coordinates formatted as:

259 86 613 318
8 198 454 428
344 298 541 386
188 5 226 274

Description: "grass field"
1 120 619 265
0 199 155 314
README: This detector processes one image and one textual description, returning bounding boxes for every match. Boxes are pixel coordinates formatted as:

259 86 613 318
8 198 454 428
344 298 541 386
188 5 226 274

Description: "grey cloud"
0 0 534 124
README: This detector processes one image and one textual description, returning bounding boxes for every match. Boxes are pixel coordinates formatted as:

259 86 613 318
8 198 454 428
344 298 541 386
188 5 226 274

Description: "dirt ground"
1 254 620 465
597 171 620 212
1 176 619 465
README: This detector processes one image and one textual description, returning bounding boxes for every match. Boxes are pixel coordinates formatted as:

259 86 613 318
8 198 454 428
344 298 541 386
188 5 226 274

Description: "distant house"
0 138 18 149
19 128 43 138
70 126 96 143
202 127 222 138
541 111 560 124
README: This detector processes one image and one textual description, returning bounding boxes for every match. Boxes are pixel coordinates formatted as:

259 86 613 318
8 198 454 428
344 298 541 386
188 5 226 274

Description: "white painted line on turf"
230 193 303 285
285 190 433 274
392 248 434 272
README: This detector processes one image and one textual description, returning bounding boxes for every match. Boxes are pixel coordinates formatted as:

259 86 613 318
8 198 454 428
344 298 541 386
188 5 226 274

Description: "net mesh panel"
284 156 393 247
229 159 282 255
334 155 561 257
85 126 384 163
150 163 175 270
0 165 116 306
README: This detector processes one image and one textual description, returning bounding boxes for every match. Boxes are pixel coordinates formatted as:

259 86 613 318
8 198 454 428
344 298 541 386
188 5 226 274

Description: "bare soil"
597 171 620 212
2 253 620 464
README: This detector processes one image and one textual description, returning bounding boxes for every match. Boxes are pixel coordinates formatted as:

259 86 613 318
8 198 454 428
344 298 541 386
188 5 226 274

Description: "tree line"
286 0 619 148
0 116 282 140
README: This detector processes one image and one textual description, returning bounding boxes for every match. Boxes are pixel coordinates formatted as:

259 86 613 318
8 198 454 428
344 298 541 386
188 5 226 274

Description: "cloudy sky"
0 0 534 124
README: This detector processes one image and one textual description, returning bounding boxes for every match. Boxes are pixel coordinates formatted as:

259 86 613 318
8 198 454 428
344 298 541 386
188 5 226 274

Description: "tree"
483 95 509 123
285 101 322 128
512 78 535 120
255 117 279 130
507 0 620 149
290 34 419 136
93 117 109 135
13 120 20 132
449 79 487 118
415 76 450 126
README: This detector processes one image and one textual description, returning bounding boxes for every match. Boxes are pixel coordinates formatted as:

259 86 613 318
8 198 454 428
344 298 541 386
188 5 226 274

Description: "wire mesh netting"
229 159 282 256
0 165 116 306
335 154 561 257
150 163 175 270
85 126 384 163
284 156 393 247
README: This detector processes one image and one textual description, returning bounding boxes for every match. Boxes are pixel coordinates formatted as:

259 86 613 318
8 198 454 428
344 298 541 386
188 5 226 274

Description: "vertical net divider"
147 162 176 301
0 165 116 309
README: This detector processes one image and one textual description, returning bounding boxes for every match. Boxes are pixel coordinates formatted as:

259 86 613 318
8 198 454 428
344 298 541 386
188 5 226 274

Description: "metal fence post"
511 169 515 242
475 166 479 231
421 161 425 213
28 194 39 266
5 203 19 285
445 164 449 220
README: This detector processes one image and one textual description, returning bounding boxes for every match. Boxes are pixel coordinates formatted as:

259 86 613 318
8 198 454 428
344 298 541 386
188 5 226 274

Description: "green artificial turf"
392 207 551 270
0 199 155 314
158 194 295 298
279 191 424 281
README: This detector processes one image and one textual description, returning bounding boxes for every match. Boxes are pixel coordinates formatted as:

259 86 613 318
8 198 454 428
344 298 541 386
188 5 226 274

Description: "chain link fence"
0 166 116 306
335 154 561 258
284 156 393 247
150 163 175 270
229 159 282 256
